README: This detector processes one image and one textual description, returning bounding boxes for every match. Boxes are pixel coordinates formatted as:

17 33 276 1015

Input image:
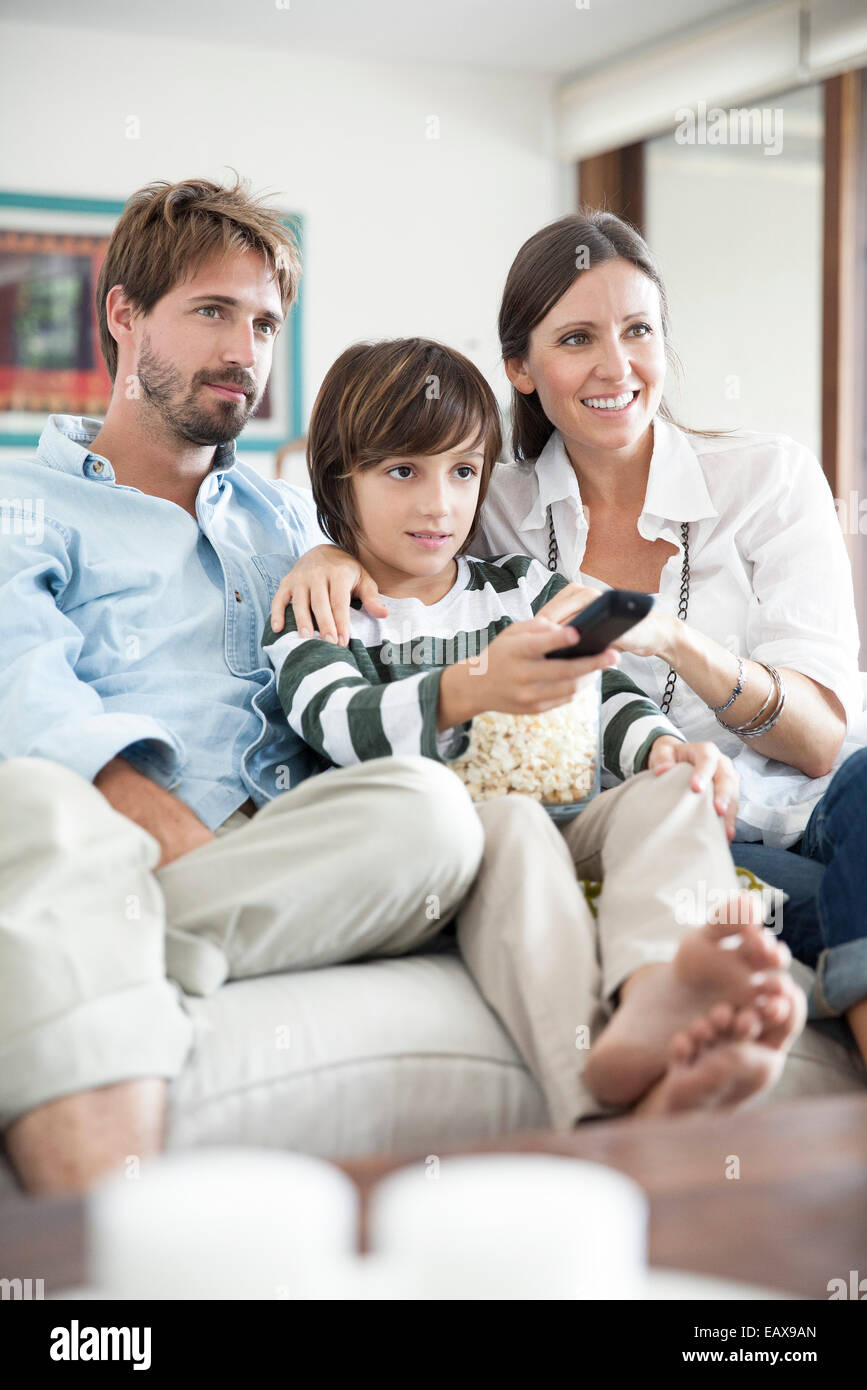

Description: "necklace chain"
546 507 689 716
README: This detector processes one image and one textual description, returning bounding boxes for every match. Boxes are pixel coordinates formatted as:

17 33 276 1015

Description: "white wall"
0 21 562 484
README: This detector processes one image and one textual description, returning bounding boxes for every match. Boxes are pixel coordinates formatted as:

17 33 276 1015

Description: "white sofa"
3 696 866 1197
138 952 867 1148
153 678 862 1162
0 934 864 1198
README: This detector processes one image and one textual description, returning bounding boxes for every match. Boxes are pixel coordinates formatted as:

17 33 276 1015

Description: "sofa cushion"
0 950 862 1198
166 946 549 1158
164 947 866 1159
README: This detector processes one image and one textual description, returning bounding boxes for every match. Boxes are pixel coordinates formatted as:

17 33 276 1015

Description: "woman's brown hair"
95 172 301 382
307 338 502 559
498 207 716 463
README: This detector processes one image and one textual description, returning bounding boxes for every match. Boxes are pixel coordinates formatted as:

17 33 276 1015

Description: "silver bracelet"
720 666 775 734
739 687 786 738
737 665 787 739
712 656 745 718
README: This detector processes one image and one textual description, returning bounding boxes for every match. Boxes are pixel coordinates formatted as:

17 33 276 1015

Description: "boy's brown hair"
95 173 301 382
307 338 502 558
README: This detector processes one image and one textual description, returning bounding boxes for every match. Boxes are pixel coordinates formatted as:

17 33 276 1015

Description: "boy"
264 337 804 1126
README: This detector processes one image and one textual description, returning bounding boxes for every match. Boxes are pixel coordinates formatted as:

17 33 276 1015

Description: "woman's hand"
535 582 606 625
611 608 679 660
536 584 677 661
647 735 739 841
269 545 388 644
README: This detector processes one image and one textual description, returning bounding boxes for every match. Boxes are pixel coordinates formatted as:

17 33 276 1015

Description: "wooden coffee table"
2 1093 866 1299
340 1092 867 1298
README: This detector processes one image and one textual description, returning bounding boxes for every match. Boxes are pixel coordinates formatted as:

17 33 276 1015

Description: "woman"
272 209 867 1066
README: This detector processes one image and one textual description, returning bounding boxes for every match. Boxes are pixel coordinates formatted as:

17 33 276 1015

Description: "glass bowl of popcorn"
448 672 601 822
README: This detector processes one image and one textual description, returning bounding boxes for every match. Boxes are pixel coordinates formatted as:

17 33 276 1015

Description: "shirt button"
91 461 104 473
234 590 242 602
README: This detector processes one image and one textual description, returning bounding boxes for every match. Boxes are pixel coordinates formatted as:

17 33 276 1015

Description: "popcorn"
448 677 600 806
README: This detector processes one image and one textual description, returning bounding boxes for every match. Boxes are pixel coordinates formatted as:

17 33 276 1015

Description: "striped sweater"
262 553 684 781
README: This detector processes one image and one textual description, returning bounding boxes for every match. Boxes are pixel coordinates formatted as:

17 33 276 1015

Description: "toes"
704 891 759 935
707 1000 735 1034
708 895 755 939
758 994 791 1027
753 980 806 1050
704 893 778 950
739 924 787 969
688 1016 717 1050
732 1006 763 1041
709 1000 762 1043
669 1030 696 1064
751 974 786 998
759 928 790 966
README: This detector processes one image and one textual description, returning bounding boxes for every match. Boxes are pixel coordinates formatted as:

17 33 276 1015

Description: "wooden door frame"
822 69 864 506
577 144 645 234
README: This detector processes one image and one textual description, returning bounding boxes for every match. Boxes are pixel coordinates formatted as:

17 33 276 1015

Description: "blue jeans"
731 745 867 1021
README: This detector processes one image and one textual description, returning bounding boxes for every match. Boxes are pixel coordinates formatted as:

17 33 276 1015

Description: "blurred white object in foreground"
87 1147 358 1299
367 1153 648 1299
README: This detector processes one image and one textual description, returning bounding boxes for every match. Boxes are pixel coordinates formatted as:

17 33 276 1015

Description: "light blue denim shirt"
0 415 328 829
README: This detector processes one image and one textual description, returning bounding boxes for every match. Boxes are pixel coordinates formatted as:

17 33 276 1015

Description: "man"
0 176 485 1194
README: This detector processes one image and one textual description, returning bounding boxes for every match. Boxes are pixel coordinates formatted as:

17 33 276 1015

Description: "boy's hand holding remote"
437 616 619 731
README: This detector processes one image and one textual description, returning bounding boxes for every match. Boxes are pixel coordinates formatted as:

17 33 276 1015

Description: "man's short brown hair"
307 338 503 558
95 173 301 382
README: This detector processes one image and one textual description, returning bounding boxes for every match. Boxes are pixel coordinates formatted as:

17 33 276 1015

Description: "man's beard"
135 334 260 446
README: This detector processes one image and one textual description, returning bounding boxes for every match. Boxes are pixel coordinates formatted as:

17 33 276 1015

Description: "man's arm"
94 756 215 869
1 524 188 820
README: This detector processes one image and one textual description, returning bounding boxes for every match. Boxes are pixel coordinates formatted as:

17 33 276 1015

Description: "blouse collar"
518 417 719 541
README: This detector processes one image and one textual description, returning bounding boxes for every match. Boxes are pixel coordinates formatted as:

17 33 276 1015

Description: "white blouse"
476 418 864 848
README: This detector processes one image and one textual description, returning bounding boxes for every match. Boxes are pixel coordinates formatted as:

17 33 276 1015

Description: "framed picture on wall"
0 189 303 452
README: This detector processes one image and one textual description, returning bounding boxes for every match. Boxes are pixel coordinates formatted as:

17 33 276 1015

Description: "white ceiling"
0 0 771 77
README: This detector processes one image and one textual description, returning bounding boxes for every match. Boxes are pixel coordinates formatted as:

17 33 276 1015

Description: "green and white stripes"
263 553 683 777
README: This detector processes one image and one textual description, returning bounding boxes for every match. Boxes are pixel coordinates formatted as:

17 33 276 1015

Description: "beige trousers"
0 755 483 1129
456 764 740 1130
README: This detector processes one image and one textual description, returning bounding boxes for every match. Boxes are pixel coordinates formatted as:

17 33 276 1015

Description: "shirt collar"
642 417 718 528
36 413 239 484
518 429 580 531
518 418 718 536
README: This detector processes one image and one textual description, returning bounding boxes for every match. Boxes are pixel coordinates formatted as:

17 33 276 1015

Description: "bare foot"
584 893 798 1108
635 989 805 1116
